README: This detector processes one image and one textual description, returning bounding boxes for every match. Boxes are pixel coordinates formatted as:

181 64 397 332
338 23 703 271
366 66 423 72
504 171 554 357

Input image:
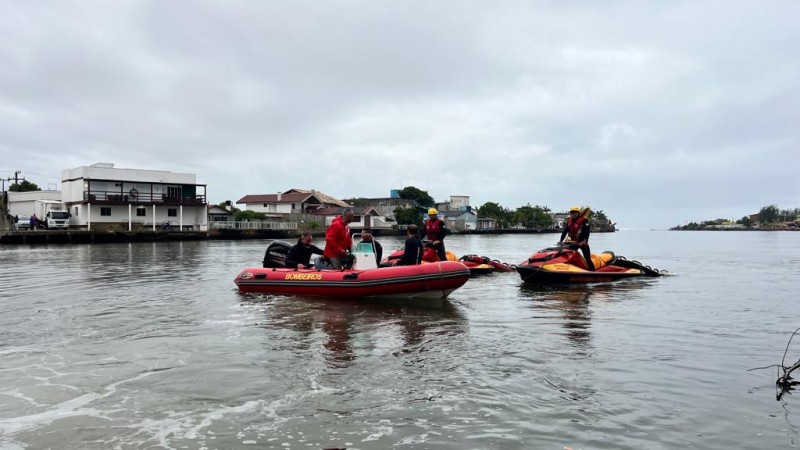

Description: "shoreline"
0 228 617 245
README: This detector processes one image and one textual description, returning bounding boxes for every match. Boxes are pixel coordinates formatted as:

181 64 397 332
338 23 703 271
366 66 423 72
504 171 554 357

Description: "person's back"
397 225 423 266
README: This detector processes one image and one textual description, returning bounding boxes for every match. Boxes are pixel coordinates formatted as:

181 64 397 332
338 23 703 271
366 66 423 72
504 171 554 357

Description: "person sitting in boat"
559 206 595 271
420 208 447 261
358 227 383 265
286 232 324 269
323 208 354 270
396 224 423 266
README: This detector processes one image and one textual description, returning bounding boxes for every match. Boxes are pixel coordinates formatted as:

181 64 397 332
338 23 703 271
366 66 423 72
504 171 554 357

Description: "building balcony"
83 190 206 206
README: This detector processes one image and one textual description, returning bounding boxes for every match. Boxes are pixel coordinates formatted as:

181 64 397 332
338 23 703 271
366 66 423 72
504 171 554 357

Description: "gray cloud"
1 0 798 228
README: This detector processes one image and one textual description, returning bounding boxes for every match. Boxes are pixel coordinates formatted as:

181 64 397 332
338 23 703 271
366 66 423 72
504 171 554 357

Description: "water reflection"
241 295 468 369
520 280 652 352
75 241 207 283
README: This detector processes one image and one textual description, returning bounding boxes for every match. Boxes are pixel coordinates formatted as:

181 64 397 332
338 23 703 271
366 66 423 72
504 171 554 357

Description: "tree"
216 202 240 213
592 209 609 224
233 210 266 221
477 202 512 228
343 197 372 207
9 180 40 192
394 206 422 226
398 186 434 208
737 216 753 227
512 204 553 229
758 204 779 224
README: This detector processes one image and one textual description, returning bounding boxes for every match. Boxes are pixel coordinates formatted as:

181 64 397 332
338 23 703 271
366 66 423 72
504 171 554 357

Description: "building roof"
312 206 378 216
207 205 233 215
236 193 315 204
284 188 349 207
237 189 350 208
438 210 476 218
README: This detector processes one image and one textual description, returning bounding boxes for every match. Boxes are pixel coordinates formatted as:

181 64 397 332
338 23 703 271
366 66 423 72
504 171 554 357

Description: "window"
136 208 146 217
100 207 111 216
74 207 79 217
353 215 362 222
168 209 177 217
167 186 181 199
292 203 296 209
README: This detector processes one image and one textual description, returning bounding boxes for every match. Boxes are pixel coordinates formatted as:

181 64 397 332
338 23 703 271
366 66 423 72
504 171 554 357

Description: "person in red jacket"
323 208 354 269
420 208 447 261
559 206 594 271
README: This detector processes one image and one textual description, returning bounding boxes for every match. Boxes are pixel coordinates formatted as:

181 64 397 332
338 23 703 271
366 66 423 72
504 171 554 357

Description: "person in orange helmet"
420 208 448 261
559 206 594 271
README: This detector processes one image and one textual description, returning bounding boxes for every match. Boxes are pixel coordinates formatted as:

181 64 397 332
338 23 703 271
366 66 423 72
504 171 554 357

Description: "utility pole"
13 170 20 187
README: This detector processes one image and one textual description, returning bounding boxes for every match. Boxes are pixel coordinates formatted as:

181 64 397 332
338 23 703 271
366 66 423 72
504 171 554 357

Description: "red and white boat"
235 238 471 307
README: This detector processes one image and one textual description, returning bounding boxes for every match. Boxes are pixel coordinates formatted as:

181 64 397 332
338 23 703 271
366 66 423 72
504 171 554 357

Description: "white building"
61 163 208 231
236 189 349 216
449 195 470 211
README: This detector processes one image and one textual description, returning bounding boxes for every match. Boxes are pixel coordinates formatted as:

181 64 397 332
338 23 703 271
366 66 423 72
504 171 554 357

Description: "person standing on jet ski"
286 232 324 269
559 206 595 271
420 208 448 261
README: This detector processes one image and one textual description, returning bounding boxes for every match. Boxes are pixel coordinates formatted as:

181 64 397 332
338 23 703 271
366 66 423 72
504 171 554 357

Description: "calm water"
1 231 798 449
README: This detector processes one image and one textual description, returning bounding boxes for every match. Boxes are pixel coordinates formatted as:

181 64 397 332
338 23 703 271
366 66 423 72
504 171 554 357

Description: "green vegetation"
476 202 513 228
758 204 779 224
393 206 422 226
398 186 434 208
233 210 266 221
299 220 323 232
476 202 612 230
343 197 372 207
672 204 800 230
217 202 241 213
9 180 40 192
512 204 553 229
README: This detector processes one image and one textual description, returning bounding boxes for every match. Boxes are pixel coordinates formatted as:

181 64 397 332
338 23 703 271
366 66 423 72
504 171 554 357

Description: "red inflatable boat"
235 261 470 303
383 247 515 276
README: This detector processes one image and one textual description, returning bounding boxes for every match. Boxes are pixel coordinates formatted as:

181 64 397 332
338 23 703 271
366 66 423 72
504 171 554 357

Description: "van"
14 215 31 231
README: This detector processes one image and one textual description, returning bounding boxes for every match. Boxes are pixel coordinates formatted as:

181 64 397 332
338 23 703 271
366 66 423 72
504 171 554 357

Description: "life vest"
567 216 587 241
425 218 445 241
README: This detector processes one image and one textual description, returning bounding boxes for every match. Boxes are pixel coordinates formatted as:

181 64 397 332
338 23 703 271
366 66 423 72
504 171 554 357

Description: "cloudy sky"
1 1 797 228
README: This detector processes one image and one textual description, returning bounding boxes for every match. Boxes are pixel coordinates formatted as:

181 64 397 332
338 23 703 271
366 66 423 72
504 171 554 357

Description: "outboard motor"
262 240 292 268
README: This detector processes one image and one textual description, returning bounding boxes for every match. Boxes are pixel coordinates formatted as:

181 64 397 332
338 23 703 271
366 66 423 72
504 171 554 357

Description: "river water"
0 231 798 449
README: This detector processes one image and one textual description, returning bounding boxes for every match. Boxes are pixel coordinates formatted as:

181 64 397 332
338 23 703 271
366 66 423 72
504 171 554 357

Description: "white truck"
33 200 71 229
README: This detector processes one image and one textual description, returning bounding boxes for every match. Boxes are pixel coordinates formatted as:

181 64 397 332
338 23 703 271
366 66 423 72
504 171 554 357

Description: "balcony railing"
209 221 298 230
84 190 206 205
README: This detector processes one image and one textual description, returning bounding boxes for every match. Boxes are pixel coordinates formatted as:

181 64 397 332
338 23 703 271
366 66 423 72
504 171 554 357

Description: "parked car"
14 215 31 230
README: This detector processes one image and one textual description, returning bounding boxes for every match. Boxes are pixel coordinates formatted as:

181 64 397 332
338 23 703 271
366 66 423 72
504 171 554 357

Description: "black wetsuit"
285 242 324 268
397 236 423 266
